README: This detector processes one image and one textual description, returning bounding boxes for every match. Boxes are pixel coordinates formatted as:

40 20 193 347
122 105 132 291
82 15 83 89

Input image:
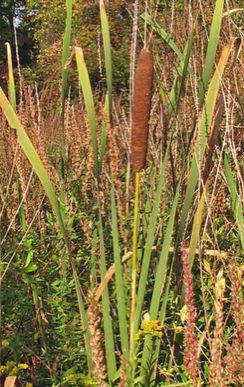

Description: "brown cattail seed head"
131 49 153 172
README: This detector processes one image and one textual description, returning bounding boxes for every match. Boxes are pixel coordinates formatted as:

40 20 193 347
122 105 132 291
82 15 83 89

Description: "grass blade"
130 171 141 360
100 0 112 113
134 148 169 335
111 183 129 358
224 154 244 249
188 190 206 265
6 43 16 111
149 184 180 319
61 0 73 121
97 209 117 381
167 24 195 118
140 184 180 380
6 42 27 229
141 12 184 62
60 0 73 173
199 0 224 104
74 47 99 179
99 93 109 174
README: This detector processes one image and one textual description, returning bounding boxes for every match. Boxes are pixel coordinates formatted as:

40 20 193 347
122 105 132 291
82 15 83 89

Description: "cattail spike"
131 49 153 172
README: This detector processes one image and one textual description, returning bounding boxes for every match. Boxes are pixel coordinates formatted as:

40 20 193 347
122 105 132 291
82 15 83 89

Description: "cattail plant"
130 48 153 360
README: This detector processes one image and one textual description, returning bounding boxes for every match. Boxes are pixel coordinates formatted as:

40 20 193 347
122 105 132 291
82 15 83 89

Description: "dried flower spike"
181 242 199 384
87 294 107 386
131 49 153 172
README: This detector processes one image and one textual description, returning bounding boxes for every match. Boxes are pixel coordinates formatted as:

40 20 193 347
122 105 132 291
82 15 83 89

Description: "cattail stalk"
130 171 141 355
130 48 153 362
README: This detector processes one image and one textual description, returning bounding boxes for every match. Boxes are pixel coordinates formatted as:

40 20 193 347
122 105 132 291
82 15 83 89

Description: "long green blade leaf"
140 184 180 380
199 0 224 104
188 191 206 265
6 42 27 229
149 185 180 319
141 12 184 62
99 93 109 174
60 0 73 173
97 210 117 380
100 0 112 113
168 24 195 118
6 43 16 111
61 0 73 119
74 47 99 179
111 184 129 358
224 154 244 249
134 148 169 335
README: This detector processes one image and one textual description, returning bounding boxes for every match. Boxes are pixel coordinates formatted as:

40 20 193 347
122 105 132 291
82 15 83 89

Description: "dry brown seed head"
131 49 153 172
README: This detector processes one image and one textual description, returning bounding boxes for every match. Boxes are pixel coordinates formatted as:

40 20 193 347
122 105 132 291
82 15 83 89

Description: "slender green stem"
61 0 73 176
6 43 27 230
130 171 141 357
97 196 117 380
31 283 47 352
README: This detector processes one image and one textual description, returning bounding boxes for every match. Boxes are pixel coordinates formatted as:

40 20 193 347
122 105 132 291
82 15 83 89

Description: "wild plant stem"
31 283 47 352
130 172 141 358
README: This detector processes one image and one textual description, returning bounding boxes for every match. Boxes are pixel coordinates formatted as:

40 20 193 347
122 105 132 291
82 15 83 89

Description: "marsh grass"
0 1 243 386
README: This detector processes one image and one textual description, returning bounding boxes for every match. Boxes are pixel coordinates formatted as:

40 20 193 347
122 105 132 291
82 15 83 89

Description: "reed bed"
0 1 243 386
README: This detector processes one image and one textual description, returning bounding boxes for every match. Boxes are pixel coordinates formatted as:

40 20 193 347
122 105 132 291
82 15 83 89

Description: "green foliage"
61 372 96 386
25 0 134 88
0 361 27 375
0 1 35 70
